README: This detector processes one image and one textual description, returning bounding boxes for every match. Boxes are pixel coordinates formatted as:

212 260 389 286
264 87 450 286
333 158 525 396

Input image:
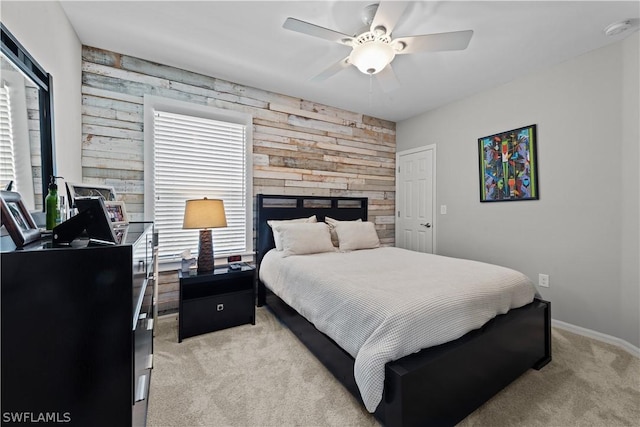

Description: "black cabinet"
179 265 255 342
0 222 156 427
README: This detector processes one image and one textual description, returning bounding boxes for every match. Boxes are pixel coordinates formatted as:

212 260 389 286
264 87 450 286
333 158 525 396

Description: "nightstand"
178 264 255 342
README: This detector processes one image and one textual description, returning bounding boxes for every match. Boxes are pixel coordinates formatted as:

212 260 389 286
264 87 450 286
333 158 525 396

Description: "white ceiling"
60 1 639 122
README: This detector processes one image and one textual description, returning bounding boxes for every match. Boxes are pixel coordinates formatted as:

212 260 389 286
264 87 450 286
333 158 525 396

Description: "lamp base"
197 229 215 274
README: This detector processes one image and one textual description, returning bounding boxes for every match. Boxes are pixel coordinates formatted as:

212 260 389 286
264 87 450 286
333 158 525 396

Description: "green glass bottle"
45 177 58 230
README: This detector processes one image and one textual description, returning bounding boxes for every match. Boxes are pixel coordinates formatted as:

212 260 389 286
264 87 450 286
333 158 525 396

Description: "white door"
396 145 436 253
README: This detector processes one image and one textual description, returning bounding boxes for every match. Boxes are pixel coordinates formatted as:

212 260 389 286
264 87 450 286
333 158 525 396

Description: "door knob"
421 223 431 228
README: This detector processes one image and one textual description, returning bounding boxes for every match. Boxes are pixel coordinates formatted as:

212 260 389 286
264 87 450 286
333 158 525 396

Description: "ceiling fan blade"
370 1 409 36
283 18 353 45
394 30 473 54
310 56 351 82
375 64 401 93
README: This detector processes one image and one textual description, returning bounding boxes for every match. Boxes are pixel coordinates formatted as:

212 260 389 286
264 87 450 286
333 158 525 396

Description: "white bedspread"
259 247 536 412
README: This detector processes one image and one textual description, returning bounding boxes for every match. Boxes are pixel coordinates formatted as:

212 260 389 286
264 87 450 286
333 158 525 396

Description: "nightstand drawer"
181 289 253 339
182 274 253 299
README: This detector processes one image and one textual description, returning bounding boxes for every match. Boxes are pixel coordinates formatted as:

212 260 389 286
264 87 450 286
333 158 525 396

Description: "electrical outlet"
440 205 447 215
538 274 550 288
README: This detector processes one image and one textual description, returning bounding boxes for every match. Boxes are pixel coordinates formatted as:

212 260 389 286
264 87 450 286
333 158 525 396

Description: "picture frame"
478 124 539 202
66 182 117 207
0 190 41 247
104 200 129 226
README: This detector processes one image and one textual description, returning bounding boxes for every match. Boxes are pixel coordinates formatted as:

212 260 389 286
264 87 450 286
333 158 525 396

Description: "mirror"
0 23 54 212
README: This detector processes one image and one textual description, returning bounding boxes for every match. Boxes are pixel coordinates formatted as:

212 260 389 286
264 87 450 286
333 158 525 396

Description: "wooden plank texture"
80 46 397 310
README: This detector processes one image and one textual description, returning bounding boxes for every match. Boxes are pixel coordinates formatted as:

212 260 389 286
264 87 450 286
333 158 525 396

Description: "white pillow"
325 216 362 247
273 222 335 257
335 221 380 251
268 215 317 251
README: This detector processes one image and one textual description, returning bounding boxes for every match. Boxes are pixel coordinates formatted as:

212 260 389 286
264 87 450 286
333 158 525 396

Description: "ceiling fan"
283 1 473 93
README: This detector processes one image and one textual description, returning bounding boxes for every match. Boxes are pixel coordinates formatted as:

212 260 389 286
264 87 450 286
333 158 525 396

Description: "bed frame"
255 194 551 427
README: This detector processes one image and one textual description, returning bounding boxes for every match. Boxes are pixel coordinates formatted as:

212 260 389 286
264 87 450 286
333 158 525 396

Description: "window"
144 96 253 265
0 83 16 189
0 66 39 209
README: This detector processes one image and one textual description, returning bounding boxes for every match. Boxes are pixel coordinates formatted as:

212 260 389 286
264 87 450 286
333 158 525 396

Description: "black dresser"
1 222 157 426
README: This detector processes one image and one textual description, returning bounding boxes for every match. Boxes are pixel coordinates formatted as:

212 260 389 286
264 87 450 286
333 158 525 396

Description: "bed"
255 194 551 427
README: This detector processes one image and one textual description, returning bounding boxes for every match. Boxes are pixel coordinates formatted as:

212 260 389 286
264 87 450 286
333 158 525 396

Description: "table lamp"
182 197 227 274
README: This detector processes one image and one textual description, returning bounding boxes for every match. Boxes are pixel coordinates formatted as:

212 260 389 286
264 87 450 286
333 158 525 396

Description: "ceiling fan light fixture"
283 1 474 87
349 40 395 75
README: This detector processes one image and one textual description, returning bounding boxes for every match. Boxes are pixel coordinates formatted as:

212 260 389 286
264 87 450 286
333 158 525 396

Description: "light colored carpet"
148 307 640 427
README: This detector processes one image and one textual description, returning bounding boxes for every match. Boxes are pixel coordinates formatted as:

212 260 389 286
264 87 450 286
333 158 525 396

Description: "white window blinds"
0 84 16 189
153 110 247 262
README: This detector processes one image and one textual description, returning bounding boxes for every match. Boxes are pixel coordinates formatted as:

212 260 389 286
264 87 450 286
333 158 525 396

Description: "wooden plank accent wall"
80 46 396 313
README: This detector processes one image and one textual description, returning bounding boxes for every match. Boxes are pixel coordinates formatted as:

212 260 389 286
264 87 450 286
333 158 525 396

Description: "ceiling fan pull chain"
369 74 373 107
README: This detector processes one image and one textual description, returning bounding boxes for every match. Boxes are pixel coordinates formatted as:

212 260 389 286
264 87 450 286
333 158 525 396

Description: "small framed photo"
66 182 117 207
0 190 41 247
104 201 129 226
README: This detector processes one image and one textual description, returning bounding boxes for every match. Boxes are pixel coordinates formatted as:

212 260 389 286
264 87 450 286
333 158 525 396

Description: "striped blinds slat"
153 110 247 261
0 84 16 190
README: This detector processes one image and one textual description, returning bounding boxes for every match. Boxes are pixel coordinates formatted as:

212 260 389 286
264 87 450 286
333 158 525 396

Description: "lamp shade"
349 40 396 75
183 198 227 229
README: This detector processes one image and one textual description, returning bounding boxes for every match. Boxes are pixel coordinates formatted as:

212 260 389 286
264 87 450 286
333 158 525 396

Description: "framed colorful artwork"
478 124 539 202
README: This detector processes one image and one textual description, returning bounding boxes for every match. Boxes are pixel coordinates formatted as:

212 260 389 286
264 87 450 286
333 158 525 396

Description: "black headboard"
256 194 368 267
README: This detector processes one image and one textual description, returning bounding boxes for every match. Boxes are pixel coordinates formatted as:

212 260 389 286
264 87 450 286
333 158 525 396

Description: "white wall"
620 33 640 349
2 1 82 183
397 33 639 349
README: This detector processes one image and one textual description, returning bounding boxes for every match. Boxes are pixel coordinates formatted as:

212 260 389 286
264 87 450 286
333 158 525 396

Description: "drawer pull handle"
135 375 147 402
217 304 224 311
145 354 153 370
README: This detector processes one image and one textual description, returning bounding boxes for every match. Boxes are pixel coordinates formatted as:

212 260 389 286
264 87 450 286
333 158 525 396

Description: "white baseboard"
552 319 640 358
